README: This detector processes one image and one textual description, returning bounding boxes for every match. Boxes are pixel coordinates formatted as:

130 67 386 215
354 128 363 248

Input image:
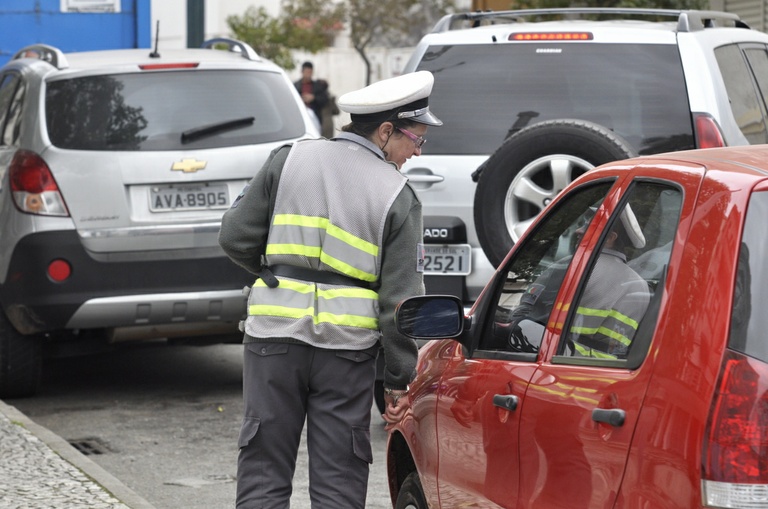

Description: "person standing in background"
294 61 328 134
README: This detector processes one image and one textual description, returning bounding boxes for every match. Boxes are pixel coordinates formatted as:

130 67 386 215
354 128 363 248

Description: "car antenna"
149 20 160 58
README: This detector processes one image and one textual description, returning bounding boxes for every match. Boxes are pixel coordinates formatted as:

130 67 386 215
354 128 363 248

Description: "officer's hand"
382 391 409 427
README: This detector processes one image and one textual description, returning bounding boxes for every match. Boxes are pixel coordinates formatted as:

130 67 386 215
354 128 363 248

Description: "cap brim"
411 110 443 127
620 206 646 249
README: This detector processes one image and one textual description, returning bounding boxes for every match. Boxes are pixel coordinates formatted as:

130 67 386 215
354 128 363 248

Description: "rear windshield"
415 42 694 156
730 191 768 363
45 69 306 150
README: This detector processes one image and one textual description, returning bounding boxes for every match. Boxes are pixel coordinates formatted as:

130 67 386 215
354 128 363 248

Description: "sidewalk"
0 400 155 509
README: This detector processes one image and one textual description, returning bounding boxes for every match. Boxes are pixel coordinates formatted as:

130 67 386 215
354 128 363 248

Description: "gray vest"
245 138 407 350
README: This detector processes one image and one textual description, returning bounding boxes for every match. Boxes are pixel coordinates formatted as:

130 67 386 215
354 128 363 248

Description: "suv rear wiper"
181 116 255 144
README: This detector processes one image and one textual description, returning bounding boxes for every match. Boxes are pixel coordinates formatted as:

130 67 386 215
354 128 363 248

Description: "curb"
0 399 156 509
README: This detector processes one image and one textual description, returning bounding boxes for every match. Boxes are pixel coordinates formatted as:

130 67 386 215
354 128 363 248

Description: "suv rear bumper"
0 230 252 335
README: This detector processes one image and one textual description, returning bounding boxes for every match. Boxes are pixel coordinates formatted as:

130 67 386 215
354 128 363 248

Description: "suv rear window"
45 70 306 150
730 190 768 363
415 43 694 156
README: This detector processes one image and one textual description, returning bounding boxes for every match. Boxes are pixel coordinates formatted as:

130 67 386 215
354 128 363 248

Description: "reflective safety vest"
245 139 407 350
567 250 650 359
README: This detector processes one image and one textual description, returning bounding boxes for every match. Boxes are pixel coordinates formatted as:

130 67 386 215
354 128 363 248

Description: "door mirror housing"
396 295 465 339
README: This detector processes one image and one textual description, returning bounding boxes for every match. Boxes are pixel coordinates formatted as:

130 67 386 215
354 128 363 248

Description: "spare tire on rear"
473 119 637 267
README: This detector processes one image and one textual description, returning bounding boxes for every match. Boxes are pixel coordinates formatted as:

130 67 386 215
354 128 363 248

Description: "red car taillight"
9 150 69 216
702 349 768 507
694 113 726 149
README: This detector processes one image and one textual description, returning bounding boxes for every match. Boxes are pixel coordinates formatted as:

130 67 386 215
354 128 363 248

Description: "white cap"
337 71 443 126
619 205 646 249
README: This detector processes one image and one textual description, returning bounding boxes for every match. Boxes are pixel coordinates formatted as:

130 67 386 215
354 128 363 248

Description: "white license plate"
424 244 471 275
150 183 229 212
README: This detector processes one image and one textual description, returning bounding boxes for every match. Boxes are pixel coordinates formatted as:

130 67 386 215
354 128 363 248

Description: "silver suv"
0 39 318 397
401 8 768 302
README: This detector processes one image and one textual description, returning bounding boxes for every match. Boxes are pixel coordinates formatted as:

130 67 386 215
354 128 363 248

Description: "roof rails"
201 38 261 62
431 8 749 33
12 44 69 70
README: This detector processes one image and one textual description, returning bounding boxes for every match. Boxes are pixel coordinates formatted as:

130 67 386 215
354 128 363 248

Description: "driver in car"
507 205 650 358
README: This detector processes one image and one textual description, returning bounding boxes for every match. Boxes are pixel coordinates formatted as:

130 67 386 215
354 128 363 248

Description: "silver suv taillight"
694 113 727 149
9 150 69 216
702 349 768 508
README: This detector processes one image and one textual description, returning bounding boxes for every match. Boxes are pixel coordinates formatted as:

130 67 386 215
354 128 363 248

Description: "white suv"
401 8 768 302
0 39 318 397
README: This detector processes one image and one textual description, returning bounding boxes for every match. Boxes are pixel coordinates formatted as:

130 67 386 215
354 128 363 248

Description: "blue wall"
0 0 151 66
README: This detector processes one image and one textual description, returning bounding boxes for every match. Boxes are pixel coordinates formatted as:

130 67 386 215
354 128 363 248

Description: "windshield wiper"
181 116 255 144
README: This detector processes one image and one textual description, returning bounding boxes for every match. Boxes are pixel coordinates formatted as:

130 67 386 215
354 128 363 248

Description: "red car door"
516 174 693 508
434 181 620 508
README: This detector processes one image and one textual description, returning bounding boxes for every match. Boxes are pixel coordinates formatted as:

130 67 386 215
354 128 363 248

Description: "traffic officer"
218 70 442 509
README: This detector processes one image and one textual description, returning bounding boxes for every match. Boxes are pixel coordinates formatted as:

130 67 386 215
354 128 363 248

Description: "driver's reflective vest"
244 139 407 350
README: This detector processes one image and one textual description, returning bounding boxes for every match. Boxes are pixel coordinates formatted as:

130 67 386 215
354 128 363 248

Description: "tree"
346 0 456 84
227 0 456 83
226 3 344 70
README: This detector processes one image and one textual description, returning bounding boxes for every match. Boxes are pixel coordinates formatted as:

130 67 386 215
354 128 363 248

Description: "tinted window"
416 43 693 156
45 70 306 150
730 191 768 363
715 44 768 144
556 182 682 368
0 73 21 146
479 181 614 355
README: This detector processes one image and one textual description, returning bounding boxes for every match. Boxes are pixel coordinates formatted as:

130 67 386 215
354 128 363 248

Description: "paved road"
8 342 392 509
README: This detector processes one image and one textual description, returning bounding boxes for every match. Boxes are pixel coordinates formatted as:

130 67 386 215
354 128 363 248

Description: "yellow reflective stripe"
319 252 377 282
248 304 314 319
252 279 315 293
265 244 322 257
326 223 378 256
577 306 640 329
273 214 378 256
317 312 379 329
570 325 632 346
248 306 378 330
254 279 377 298
573 342 618 359
249 279 379 330
273 214 328 228
317 287 378 300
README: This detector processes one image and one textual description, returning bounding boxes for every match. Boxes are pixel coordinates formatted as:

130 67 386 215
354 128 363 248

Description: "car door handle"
492 394 519 411
592 408 626 427
404 173 445 184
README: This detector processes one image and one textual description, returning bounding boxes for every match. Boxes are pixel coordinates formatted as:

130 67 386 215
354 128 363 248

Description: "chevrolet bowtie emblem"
171 159 207 173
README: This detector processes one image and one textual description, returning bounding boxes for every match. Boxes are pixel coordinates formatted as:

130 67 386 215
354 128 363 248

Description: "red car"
387 145 768 509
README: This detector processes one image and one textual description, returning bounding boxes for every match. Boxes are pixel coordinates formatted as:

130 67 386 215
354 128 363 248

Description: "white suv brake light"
694 113 726 149
702 349 768 508
9 150 69 216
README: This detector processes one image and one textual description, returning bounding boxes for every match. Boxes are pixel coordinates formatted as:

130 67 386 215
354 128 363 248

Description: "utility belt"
256 264 373 290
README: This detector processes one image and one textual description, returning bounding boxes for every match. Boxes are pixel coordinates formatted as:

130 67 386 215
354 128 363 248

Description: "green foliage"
226 0 455 77
226 3 344 70
226 7 295 69
346 0 456 83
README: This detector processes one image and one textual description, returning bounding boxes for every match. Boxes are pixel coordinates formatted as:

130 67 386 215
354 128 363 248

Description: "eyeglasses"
397 127 427 149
